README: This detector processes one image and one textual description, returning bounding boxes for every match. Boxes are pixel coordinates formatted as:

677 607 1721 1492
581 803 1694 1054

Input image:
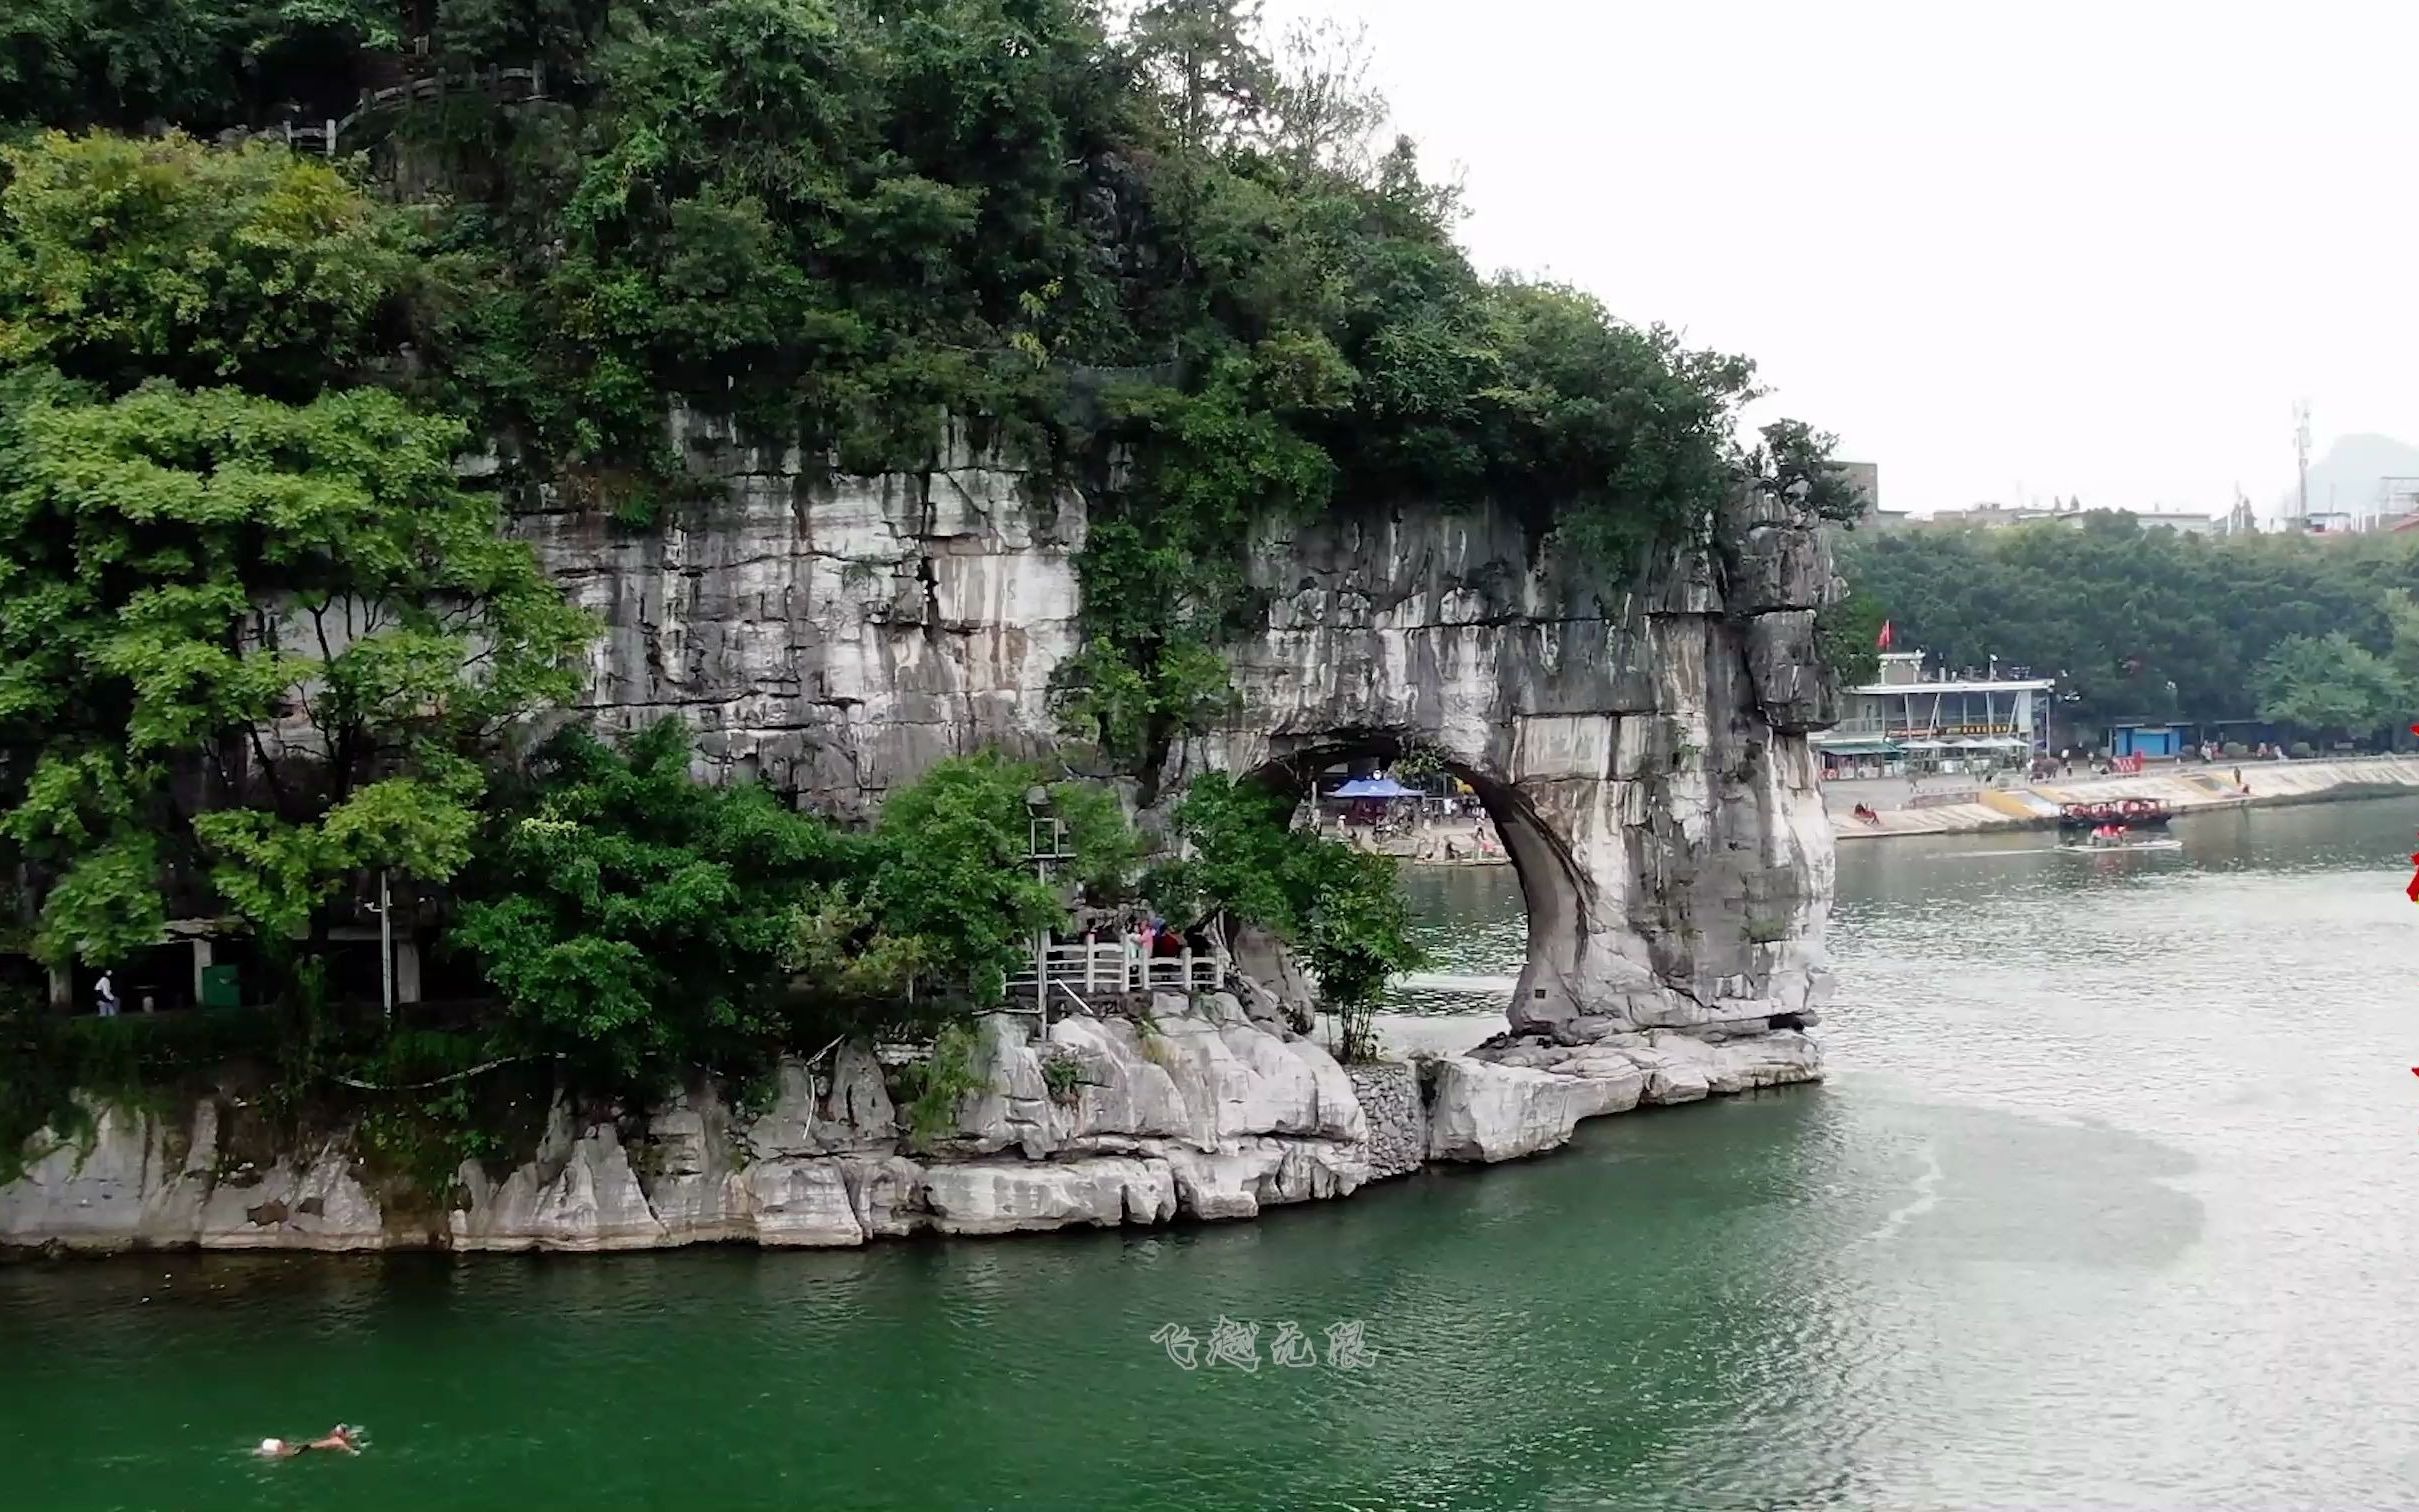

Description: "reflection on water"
1392 865 1525 1016
7 799 2419 1511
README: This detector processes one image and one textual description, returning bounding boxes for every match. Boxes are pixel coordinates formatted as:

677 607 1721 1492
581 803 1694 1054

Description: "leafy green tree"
1755 419 1867 523
452 720 865 1082
851 750 1140 1004
1054 363 1327 770
1265 16 1386 178
1127 0 1275 153
2379 587 2419 704
1815 588 1887 688
0 379 591 966
1147 772 1422 1060
0 132 411 398
0 130 587 974
458 729 1143 1081
2 0 415 131
2252 632 2404 741
1840 517 2419 733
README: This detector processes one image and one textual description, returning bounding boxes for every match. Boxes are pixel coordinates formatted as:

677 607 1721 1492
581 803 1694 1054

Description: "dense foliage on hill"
0 133 592 981
1839 515 2419 741
5 0 1853 771
0 2 1815 1130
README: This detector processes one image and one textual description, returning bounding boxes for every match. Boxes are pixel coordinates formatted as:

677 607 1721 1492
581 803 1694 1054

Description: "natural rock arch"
523 419 1840 1044
1235 734 1589 1033
1175 492 1839 1043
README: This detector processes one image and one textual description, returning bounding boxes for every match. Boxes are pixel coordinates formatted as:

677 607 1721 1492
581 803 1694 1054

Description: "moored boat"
2056 798 2172 833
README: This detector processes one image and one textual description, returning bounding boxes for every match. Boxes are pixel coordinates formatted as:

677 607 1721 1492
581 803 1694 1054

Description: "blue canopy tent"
1329 776 1419 799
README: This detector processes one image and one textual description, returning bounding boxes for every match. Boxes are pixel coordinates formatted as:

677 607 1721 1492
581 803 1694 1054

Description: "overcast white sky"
1261 0 2419 519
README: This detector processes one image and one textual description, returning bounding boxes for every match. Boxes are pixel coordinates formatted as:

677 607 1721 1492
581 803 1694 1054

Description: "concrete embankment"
1831 756 2419 841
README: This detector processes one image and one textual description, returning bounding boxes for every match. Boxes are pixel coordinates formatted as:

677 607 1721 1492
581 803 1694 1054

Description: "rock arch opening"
1237 733 1590 1036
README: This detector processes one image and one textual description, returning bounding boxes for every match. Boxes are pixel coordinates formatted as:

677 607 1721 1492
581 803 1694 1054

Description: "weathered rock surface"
513 414 1082 808
0 1102 393 1252
1345 1062 1426 1180
3 1004 1422 1252
924 1156 1175 1235
2 1012 1823 1251
1426 1058 1645 1164
519 423 1840 1044
1189 499 1840 1042
1427 1030 1824 1164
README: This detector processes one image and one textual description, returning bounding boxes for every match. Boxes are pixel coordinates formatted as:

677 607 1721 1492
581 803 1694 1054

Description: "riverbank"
0 995 1818 1256
1829 754 2419 840
1332 816 1512 867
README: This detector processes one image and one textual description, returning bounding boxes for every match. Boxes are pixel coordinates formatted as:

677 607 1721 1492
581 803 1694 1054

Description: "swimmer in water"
256 1426 362 1459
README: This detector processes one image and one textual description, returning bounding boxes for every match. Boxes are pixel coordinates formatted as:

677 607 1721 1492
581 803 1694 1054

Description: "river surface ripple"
5 799 2417 1511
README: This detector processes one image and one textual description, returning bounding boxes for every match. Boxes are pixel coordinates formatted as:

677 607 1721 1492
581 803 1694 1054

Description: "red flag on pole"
1875 618 1895 651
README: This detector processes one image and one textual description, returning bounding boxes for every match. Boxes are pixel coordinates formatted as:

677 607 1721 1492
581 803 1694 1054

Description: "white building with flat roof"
1812 651 2054 772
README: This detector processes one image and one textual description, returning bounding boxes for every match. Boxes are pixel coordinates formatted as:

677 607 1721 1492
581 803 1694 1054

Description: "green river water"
7 799 2419 1510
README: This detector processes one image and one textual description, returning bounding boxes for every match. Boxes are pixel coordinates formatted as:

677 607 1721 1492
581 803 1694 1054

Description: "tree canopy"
2250 632 2405 739
6 1 1852 780
1839 514 2419 735
457 726 1142 1084
0 130 590 969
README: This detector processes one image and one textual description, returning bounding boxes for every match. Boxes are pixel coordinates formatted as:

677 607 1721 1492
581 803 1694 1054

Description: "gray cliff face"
1190 494 1839 1039
513 413 1082 806
1 421 1844 1255
519 413 1840 1044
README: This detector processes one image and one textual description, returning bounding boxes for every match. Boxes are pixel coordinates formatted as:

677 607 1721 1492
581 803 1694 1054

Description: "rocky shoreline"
0 995 1820 1256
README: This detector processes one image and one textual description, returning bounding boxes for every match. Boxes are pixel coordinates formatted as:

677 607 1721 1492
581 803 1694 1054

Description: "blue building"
2106 723 2179 760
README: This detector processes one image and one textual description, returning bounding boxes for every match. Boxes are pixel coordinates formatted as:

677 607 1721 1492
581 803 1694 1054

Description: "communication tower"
2293 400 2311 527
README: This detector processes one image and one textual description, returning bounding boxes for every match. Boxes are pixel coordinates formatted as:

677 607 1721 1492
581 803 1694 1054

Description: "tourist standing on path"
93 970 117 1018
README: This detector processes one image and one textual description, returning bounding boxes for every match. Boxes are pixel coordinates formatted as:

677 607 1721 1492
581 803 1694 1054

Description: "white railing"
216 64 549 158
1002 939 1228 1001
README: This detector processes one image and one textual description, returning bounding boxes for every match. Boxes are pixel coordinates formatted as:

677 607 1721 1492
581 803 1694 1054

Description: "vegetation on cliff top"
4 0 1857 771
0 2 1836 1160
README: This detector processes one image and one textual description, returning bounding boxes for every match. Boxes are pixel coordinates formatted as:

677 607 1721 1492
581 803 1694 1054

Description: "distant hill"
2279 433 2419 523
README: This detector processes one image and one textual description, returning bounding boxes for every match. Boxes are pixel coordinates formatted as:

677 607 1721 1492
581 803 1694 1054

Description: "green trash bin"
199 963 241 1010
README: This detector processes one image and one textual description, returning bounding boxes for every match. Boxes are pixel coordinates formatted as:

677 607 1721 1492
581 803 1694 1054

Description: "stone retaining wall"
1344 1062 1427 1181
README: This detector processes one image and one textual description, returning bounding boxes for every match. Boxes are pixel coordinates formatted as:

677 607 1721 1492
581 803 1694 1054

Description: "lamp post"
368 868 394 1029
1024 786 1055 1022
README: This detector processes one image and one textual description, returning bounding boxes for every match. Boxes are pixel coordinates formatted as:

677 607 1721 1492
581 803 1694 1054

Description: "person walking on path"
93 970 118 1018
